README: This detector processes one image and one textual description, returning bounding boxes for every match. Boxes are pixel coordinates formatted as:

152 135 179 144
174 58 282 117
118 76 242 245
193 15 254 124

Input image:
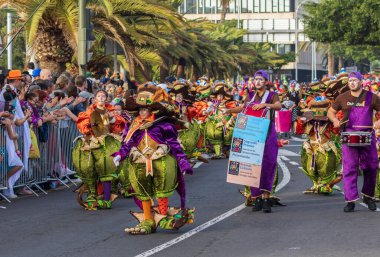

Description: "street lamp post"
78 0 87 75
7 12 12 70
294 0 309 82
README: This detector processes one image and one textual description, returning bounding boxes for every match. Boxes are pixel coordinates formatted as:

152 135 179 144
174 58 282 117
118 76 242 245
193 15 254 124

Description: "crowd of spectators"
0 63 132 199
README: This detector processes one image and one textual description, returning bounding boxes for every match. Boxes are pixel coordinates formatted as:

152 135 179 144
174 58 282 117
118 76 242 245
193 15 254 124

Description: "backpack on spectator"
38 122 49 142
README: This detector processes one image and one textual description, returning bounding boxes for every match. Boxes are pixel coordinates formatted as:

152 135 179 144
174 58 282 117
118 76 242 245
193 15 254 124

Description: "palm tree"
4 0 78 73
1 0 183 76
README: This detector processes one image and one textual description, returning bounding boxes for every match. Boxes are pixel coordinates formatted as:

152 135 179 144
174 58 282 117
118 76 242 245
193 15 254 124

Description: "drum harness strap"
341 90 365 132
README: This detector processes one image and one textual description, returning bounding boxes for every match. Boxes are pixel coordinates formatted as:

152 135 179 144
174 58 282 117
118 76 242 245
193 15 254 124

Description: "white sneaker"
70 178 82 183
65 168 76 176
3 190 18 199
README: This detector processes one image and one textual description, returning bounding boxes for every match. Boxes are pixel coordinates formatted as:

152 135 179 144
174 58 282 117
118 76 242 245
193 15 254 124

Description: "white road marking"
276 158 291 191
291 136 306 142
359 203 380 212
135 159 292 257
192 162 203 169
289 161 299 166
279 149 299 157
280 156 289 161
0 206 6 209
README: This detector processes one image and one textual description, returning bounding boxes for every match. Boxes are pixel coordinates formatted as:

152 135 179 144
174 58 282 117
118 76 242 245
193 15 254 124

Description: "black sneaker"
252 198 263 212
262 199 272 213
363 196 377 211
344 202 355 212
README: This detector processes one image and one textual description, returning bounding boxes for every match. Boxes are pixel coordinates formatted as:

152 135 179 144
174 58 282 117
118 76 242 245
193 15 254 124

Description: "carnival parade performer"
204 81 238 159
299 81 342 194
169 80 203 161
73 90 126 210
327 71 380 212
112 83 194 235
226 70 281 213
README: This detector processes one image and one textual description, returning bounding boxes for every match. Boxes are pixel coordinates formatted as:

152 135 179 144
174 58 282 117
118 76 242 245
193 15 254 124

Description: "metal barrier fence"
0 119 81 203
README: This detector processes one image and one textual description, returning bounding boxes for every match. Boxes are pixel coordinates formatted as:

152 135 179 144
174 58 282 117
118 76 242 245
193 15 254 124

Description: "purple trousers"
251 122 278 197
342 133 379 202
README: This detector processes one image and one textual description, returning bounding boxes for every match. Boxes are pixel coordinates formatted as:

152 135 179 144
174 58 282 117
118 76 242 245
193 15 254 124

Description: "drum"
341 131 372 146
243 102 270 118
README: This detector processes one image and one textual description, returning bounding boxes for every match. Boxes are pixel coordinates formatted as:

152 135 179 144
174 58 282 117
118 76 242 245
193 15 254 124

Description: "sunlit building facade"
178 0 324 82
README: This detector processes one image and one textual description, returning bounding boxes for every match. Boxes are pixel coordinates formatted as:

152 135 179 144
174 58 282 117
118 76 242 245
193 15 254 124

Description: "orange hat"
7 70 24 80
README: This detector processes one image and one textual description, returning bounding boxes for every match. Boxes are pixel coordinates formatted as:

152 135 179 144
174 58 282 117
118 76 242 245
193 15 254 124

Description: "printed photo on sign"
231 138 243 153
236 115 248 129
228 161 240 176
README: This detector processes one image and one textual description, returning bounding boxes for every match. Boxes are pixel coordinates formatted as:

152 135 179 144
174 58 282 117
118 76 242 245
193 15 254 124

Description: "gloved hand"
179 158 193 175
113 155 121 167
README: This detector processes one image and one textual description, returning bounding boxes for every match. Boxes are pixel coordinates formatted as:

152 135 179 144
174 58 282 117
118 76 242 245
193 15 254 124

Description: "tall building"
178 0 325 82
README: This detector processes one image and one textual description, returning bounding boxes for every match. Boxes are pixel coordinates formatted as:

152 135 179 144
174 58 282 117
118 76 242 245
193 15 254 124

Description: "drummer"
327 71 380 212
226 70 281 213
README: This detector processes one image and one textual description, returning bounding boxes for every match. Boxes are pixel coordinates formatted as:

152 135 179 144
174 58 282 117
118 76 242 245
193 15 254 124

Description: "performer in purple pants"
226 70 282 213
328 71 380 212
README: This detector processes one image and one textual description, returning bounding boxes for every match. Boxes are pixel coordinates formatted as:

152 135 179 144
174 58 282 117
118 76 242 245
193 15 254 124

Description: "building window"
248 0 254 12
216 0 222 13
260 0 266 12
279 0 284 12
266 0 272 13
272 0 278 12
211 0 217 13
241 0 249 13
285 0 290 12
289 0 295 12
186 0 197 14
179 2 185 14
228 0 235 13
205 0 211 13
277 44 294 54
198 0 204 14
254 0 260 13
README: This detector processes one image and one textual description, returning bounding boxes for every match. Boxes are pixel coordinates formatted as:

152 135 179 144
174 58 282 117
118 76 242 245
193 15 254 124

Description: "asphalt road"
1 137 379 257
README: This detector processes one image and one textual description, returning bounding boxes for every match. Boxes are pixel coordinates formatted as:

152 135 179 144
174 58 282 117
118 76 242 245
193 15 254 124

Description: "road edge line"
134 158 292 257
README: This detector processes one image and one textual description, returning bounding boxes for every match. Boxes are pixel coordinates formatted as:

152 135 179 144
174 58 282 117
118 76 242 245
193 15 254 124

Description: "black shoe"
344 202 355 212
252 198 263 212
363 196 377 211
262 199 272 213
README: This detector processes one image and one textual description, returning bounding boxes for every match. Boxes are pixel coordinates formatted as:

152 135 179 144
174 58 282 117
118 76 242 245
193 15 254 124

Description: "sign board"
226 113 270 188
345 66 357 73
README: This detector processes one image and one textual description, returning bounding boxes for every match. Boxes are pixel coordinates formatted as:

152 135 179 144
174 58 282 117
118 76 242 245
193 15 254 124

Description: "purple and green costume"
112 120 192 209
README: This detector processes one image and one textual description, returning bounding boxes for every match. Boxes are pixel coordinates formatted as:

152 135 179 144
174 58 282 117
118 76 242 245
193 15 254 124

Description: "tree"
302 0 380 75
0 10 26 70
2 0 183 76
220 0 230 22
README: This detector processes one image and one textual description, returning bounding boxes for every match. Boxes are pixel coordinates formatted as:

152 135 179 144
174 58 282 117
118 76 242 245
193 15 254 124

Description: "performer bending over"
226 70 281 213
112 83 193 234
327 72 380 212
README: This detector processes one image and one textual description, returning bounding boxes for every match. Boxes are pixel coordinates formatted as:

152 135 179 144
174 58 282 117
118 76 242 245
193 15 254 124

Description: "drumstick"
340 120 349 125
352 125 373 128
